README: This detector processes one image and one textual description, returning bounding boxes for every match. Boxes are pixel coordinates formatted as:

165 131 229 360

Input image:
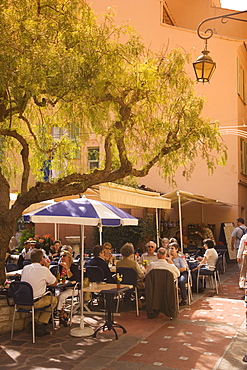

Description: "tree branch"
0 129 30 193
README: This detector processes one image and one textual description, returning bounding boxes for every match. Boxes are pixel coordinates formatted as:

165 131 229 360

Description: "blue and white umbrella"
23 197 138 228
23 196 138 337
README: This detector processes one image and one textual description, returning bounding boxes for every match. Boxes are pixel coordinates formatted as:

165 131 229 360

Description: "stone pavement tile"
0 357 30 370
73 354 115 370
119 323 236 370
179 298 245 326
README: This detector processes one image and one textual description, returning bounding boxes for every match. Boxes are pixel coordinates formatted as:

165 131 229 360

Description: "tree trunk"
0 217 16 285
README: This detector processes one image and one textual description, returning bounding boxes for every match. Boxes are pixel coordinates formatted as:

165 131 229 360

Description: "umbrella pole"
177 191 183 255
156 208 159 248
99 225 102 245
70 225 93 337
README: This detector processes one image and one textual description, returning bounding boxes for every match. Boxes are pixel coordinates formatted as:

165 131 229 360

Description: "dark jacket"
88 256 115 283
145 269 178 319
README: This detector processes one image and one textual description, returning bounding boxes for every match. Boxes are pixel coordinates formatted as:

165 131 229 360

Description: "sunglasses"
147 246 155 248
104 247 112 250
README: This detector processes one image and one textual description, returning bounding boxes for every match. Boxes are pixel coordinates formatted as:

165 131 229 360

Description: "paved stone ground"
0 262 246 370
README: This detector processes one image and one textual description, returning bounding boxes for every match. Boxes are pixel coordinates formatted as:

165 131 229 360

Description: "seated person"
161 238 169 251
25 241 49 262
61 244 74 256
145 247 180 319
174 230 190 249
102 242 116 266
191 238 218 292
49 240 62 262
21 249 58 336
55 250 80 327
146 247 180 280
139 241 158 266
21 240 32 259
195 224 216 245
87 245 115 283
169 242 188 306
116 242 145 289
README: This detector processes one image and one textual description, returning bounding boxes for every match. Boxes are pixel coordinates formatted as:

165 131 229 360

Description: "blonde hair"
60 250 73 267
103 242 112 249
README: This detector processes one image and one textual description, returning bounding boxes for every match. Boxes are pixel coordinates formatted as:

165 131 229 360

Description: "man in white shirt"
237 233 247 289
146 247 180 280
231 218 247 257
21 249 58 336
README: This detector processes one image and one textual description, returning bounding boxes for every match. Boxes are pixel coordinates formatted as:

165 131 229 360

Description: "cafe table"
5 269 23 277
83 282 133 339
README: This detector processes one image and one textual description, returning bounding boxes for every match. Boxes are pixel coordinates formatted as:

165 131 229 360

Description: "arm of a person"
237 237 245 261
179 257 187 273
135 262 145 279
231 236 236 251
145 262 154 275
172 265 180 279
46 270 58 286
192 256 207 271
49 278 58 286
59 261 73 279
179 266 187 273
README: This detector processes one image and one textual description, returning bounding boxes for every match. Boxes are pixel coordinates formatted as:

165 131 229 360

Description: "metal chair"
23 259 31 267
50 264 59 277
84 266 105 310
9 281 55 343
197 255 222 294
6 263 18 272
116 267 139 316
86 266 104 283
62 282 81 326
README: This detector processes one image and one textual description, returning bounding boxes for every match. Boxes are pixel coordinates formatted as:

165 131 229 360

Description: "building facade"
88 0 247 242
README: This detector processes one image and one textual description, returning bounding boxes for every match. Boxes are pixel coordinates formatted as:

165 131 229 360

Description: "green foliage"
93 215 156 252
0 0 227 186
18 227 35 249
33 234 55 254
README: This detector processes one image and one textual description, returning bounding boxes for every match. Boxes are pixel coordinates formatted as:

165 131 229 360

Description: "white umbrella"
23 196 138 337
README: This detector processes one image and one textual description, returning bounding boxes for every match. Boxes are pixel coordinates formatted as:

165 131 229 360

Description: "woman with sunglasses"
102 242 116 267
56 250 80 326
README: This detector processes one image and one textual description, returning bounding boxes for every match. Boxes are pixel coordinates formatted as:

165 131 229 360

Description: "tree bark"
0 217 16 285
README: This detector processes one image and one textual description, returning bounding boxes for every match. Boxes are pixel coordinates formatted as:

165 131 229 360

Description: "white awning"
162 190 230 207
99 183 171 209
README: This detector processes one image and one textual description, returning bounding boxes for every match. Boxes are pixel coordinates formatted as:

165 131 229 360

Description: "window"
240 138 247 175
162 2 175 26
237 58 246 104
88 147 99 171
51 126 80 159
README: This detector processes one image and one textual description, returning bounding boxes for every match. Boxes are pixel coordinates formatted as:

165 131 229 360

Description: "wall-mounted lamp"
193 40 216 83
194 10 247 83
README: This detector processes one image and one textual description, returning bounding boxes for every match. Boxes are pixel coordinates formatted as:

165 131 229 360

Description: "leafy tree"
0 0 227 283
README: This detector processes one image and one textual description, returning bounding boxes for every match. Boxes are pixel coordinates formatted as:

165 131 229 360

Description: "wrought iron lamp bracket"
197 10 247 41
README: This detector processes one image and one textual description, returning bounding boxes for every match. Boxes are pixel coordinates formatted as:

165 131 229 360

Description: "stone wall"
0 296 25 335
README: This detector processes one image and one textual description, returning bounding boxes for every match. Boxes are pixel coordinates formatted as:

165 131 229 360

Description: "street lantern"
193 10 247 83
193 42 216 83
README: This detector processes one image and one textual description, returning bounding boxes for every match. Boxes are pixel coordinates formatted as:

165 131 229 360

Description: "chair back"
215 255 223 272
9 281 34 306
116 267 137 287
23 259 31 267
145 269 178 318
50 265 59 277
5 263 18 272
86 266 104 282
17 255 24 269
